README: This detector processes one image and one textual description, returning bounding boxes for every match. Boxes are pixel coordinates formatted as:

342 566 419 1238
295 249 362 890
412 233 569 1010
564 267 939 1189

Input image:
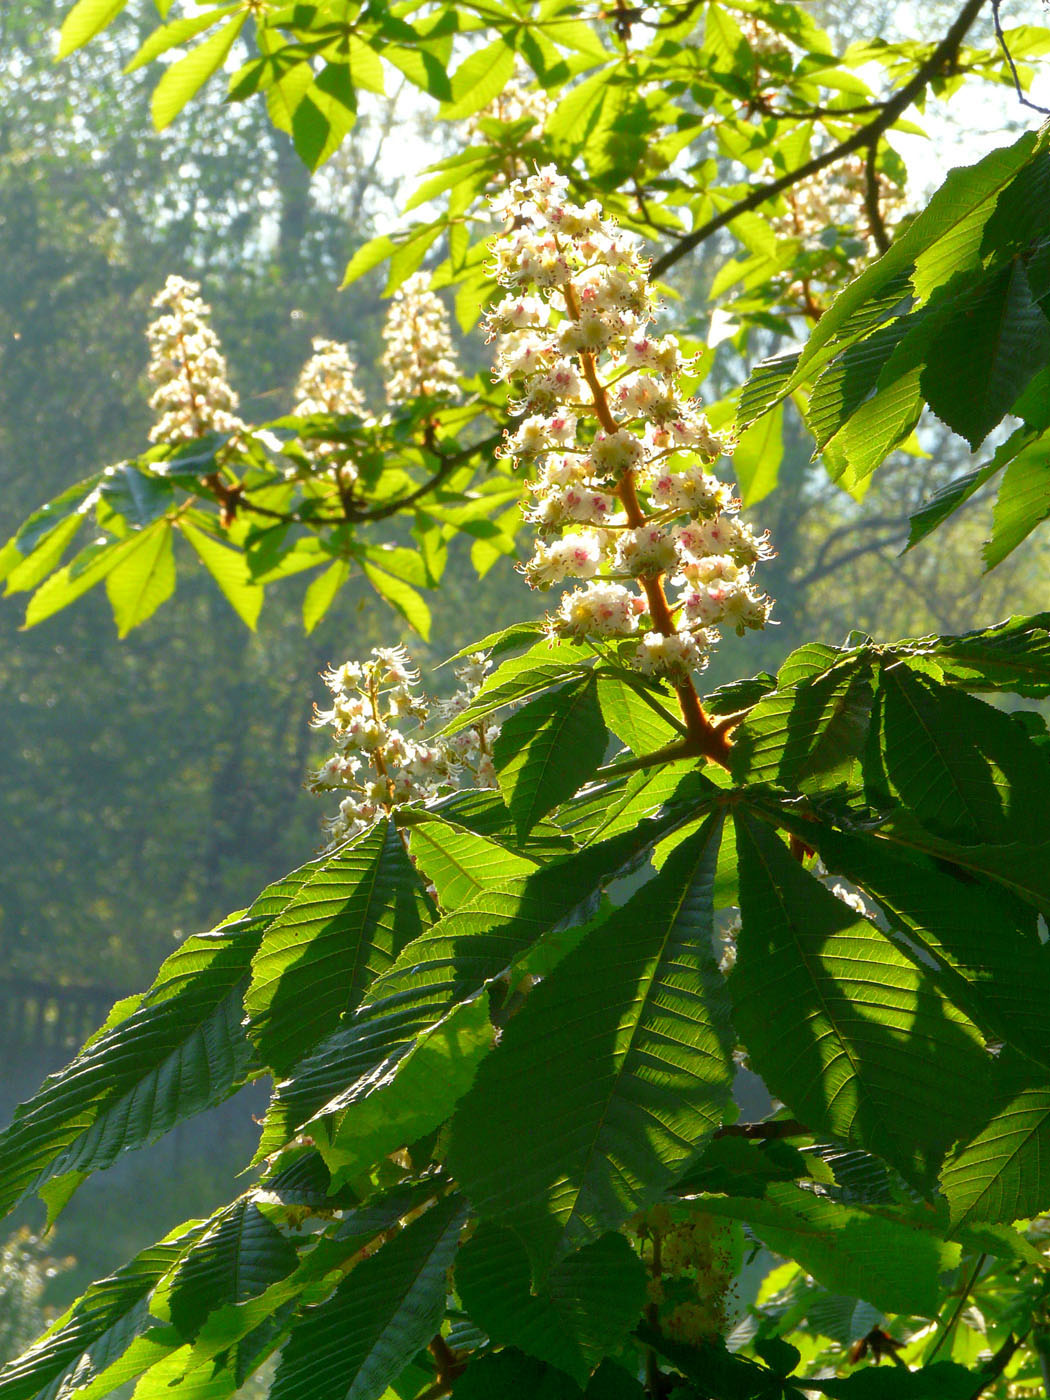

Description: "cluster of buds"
631 1206 736 1347
468 74 551 143
485 168 773 681
147 276 244 445
309 647 497 850
768 154 905 254
381 272 461 404
291 336 369 481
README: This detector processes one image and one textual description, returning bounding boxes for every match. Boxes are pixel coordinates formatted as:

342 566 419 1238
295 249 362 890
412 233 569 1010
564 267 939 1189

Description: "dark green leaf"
166 1200 299 1340
940 1048 1050 1227
867 663 1050 844
456 1226 646 1385
493 676 608 837
448 816 735 1275
245 819 429 1076
920 260 1050 449
269 1196 466 1400
731 811 991 1188
700 1183 954 1316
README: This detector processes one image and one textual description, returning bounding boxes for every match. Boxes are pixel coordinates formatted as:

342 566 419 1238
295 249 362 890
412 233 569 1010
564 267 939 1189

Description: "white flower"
147 276 244 444
381 273 460 403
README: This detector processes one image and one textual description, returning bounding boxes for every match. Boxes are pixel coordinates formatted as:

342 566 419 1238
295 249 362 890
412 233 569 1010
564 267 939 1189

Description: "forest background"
3 0 1050 1368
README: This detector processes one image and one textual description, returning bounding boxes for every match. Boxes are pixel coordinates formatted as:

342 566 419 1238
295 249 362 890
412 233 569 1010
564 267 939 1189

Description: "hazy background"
1 0 1048 1340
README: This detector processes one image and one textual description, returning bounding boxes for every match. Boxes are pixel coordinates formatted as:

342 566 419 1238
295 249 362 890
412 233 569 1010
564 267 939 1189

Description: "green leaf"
455 1226 647 1385
293 63 358 171
941 1049 1050 1227
341 234 397 289
0 921 260 1218
438 641 594 736
730 651 874 794
245 819 428 1076
180 521 263 628
0 1229 200 1400
105 521 176 637
867 663 1050 844
302 558 349 633
362 562 431 638
448 816 735 1275
450 1350 580 1400
921 260 1050 449
440 39 518 120
732 401 784 506
562 763 710 849
317 993 495 1190
166 1200 300 1340
699 1183 955 1316
22 533 148 628
151 15 248 130
983 432 1050 567
916 612 1050 697
58 0 128 57
124 6 242 72
730 810 992 1188
493 676 608 837
810 827 1050 1072
269 1196 466 1400
408 817 536 908
596 673 683 756
906 460 1000 550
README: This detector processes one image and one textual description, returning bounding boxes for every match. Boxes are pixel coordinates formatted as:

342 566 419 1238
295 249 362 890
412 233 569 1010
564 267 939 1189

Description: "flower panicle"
146 275 244 445
381 273 460 405
484 168 774 682
310 646 498 850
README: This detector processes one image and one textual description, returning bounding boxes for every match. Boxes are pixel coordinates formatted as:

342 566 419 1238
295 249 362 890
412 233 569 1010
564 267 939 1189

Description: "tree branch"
992 0 1050 116
651 0 989 278
864 141 892 256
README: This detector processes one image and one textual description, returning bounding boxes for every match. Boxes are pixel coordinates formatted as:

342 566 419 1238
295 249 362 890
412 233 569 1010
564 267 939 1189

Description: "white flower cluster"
381 273 460 404
292 336 368 480
767 154 905 253
310 647 498 849
468 75 551 142
486 168 773 680
147 275 244 445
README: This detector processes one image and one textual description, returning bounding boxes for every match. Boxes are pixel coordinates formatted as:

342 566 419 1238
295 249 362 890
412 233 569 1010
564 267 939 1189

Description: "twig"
925 1254 987 1363
651 0 989 278
864 141 892 256
992 0 1050 115
714 1119 809 1139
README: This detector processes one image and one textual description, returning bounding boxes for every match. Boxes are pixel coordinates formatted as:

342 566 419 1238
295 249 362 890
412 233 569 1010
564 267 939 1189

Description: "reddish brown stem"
574 344 730 767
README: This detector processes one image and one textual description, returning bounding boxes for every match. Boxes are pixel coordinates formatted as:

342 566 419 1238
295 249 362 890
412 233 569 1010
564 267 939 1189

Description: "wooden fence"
0 977 124 1051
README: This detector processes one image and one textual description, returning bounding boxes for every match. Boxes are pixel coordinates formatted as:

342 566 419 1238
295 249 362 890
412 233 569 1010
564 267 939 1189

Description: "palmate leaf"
455 1226 646 1386
730 811 992 1189
493 676 609 837
448 815 735 1276
269 1195 466 1400
810 827 1050 1069
699 1183 955 1317
866 662 1050 844
245 819 430 1076
940 1048 1050 1228
257 812 701 1157
558 763 710 849
0 1228 201 1400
